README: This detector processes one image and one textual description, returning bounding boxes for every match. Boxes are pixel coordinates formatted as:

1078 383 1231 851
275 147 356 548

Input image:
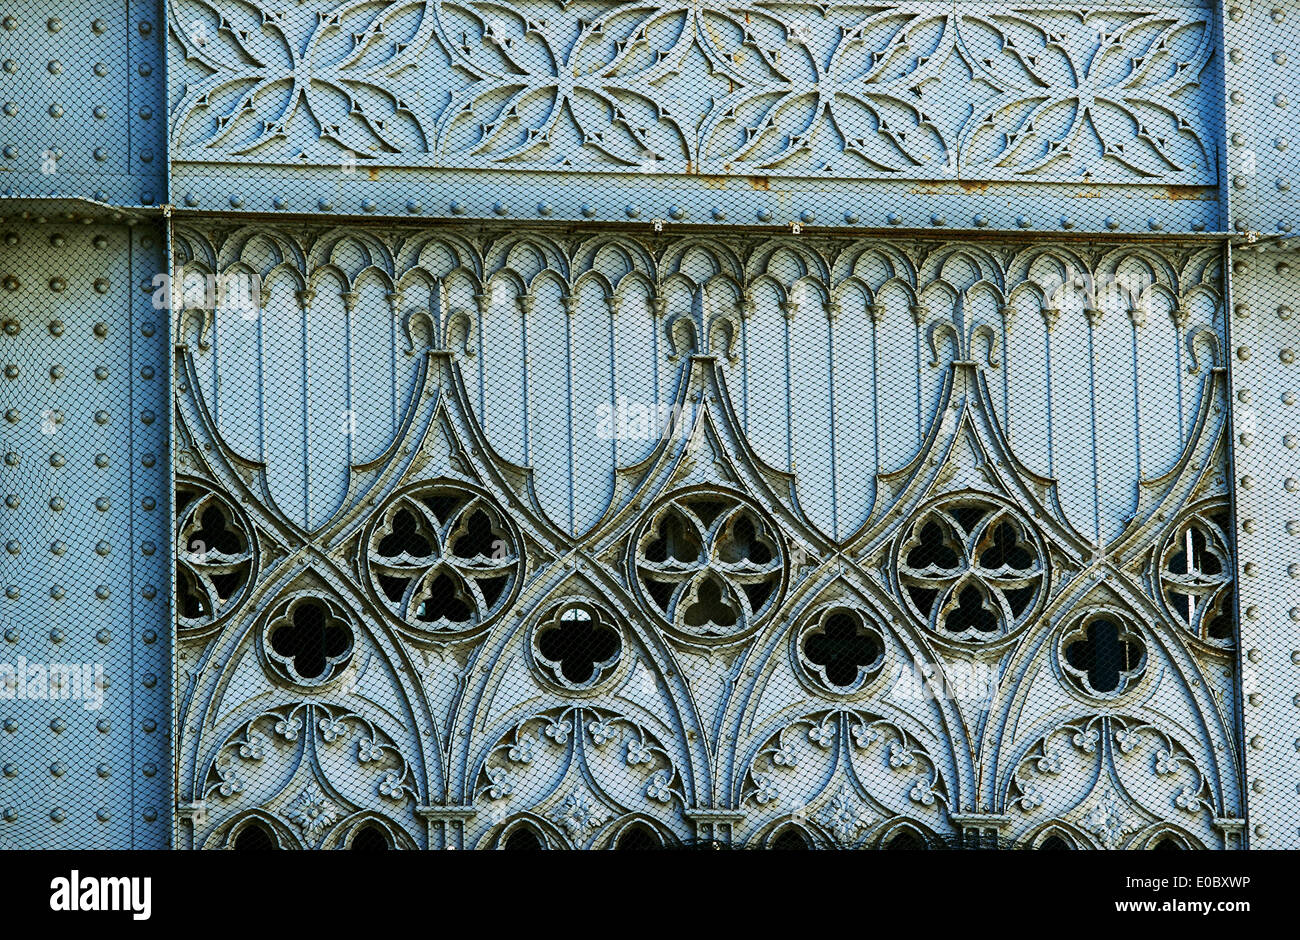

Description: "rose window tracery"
176 480 255 630
365 483 521 635
897 498 1046 641
633 492 784 639
1159 508 1235 647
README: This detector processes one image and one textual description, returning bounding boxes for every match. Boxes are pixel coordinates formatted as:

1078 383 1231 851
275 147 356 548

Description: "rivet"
142 809 157 822
141 719 156 733
1287 478 1300 492
50 809 65 823
931 212 945 226
273 196 288 210
1105 216 1119 230
1238 346 1251 360
1286 434 1298 449
842 211 857 224
317 198 333 211
669 205 685 220
1248 648 1261 663
886 212 901 225
47 61 62 75
96 629 109 644
1250 735 1264 749
229 195 243 208
449 200 465 214
1277 94 1290 108
96 720 109 733
1241 475 1255 489
49 540 64 556
1286 391 1298 405
95 585 110 600
50 718 65 733
800 209 815 224
48 497 63 511
579 203 596 218
92 106 106 120
140 541 155 556
49 762 64 778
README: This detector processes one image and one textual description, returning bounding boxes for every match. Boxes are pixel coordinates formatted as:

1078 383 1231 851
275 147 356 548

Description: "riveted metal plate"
0 221 170 848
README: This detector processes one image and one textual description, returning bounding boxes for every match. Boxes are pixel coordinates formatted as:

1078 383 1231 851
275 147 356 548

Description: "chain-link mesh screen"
1 0 1298 853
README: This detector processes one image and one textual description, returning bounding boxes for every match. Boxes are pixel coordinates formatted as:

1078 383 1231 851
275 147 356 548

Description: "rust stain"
702 176 730 189
1159 184 1213 201
958 180 988 194
748 175 770 191
368 168 380 181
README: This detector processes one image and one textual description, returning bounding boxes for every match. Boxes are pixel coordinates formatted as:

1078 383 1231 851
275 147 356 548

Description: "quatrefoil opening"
897 498 1046 642
1059 616 1147 699
1158 508 1235 648
634 492 784 640
531 603 623 691
262 596 354 686
797 608 886 694
176 481 255 630
366 484 521 636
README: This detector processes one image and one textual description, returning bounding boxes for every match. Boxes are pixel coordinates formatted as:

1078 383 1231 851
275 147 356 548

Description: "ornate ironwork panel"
165 0 1224 234
4 0 1300 852
169 223 1245 849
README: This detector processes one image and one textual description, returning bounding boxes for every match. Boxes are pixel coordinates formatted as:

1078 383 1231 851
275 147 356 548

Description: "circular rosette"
794 607 886 696
896 497 1046 643
1058 613 1148 700
176 479 255 633
632 490 784 641
1157 505 1235 648
364 482 522 638
530 602 624 693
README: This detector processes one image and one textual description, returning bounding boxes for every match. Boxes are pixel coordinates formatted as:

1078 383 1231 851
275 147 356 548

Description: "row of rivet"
190 191 1212 232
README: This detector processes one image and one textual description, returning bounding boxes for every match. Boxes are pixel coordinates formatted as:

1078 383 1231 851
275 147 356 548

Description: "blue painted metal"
165 0 1226 234
0 0 1298 850
0 219 170 848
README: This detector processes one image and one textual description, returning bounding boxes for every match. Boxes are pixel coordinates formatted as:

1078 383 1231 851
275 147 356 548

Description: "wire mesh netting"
1 0 1299 851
